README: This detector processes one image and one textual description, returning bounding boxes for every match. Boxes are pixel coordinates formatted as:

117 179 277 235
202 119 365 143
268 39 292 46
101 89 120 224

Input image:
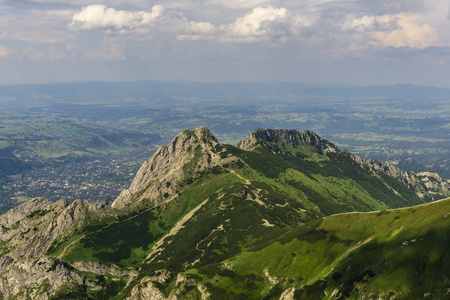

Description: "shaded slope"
138 198 449 299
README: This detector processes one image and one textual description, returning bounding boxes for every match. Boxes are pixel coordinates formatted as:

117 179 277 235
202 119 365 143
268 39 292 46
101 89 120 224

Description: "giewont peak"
111 126 220 209
237 128 338 153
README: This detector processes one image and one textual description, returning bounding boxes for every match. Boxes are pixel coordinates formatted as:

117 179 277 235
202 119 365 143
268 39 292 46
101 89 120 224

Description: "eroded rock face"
236 128 449 198
129 278 175 300
72 261 137 277
0 197 53 229
237 128 339 153
350 152 449 195
0 197 98 298
0 256 81 300
0 198 90 261
112 126 222 209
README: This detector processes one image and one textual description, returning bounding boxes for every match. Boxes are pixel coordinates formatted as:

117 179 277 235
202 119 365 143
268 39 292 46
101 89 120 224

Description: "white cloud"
177 21 217 41
222 6 287 42
337 11 440 52
1 0 446 66
342 15 377 32
70 4 164 32
372 14 439 49
342 14 399 32
290 14 317 34
177 6 288 43
189 21 216 35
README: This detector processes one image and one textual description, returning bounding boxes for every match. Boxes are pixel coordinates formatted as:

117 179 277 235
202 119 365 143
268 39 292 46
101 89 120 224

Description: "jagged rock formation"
112 126 225 209
0 197 95 298
237 128 338 153
239 128 449 199
349 152 449 198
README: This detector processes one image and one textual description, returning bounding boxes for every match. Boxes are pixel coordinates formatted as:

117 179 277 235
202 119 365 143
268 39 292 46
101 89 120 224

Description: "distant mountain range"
2 81 450 104
0 127 448 299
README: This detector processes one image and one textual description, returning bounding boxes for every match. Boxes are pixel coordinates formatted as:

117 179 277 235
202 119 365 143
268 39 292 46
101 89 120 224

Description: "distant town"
0 146 154 205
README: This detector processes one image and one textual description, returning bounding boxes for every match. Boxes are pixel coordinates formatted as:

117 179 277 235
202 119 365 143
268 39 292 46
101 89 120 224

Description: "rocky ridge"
0 126 449 299
112 126 231 209
237 128 338 153
0 197 97 298
349 153 449 197
238 128 449 198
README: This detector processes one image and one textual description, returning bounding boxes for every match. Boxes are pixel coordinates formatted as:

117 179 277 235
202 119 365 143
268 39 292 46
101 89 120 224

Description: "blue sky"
1 0 450 86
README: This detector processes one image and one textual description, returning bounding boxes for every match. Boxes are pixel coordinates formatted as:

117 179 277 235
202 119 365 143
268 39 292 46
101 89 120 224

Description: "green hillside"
138 197 449 299
0 127 448 299
222 198 450 299
48 128 435 270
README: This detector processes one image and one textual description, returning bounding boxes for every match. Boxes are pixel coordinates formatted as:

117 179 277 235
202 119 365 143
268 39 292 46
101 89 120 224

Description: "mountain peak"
111 126 221 209
237 128 338 153
179 126 218 143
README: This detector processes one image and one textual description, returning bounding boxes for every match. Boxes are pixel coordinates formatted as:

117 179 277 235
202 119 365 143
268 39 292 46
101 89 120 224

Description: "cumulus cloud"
1 0 445 65
371 14 439 49
177 21 217 41
221 6 287 42
342 14 398 32
290 14 317 33
70 4 164 32
339 12 440 50
177 6 288 43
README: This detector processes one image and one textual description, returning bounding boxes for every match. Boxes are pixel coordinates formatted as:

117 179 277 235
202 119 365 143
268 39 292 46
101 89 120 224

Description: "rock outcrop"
0 197 101 299
349 152 449 197
112 126 223 209
236 128 448 198
237 128 338 153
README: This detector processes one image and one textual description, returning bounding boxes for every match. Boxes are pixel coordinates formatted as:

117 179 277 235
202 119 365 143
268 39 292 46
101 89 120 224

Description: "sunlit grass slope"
184 198 450 299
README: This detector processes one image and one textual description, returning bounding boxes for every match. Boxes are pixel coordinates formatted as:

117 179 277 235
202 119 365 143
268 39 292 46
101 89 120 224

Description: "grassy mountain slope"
143 197 449 299
0 127 449 299
47 128 436 271
225 197 450 299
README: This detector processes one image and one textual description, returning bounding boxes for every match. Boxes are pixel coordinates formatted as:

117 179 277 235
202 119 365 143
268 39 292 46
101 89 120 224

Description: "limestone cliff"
237 128 448 199
349 152 449 198
237 128 339 153
0 197 95 299
112 126 225 209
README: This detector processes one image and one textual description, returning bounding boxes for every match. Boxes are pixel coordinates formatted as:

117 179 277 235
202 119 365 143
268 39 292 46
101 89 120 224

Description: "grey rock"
237 128 339 153
112 126 221 209
349 153 449 195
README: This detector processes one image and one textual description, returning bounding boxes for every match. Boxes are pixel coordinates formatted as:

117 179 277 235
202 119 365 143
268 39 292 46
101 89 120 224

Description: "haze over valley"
0 81 449 213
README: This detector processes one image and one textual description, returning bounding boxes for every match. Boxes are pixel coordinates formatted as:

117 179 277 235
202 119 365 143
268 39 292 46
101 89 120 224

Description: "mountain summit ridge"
112 126 449 210
112 126 223 209
237 127 338 153
0 126 449 299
